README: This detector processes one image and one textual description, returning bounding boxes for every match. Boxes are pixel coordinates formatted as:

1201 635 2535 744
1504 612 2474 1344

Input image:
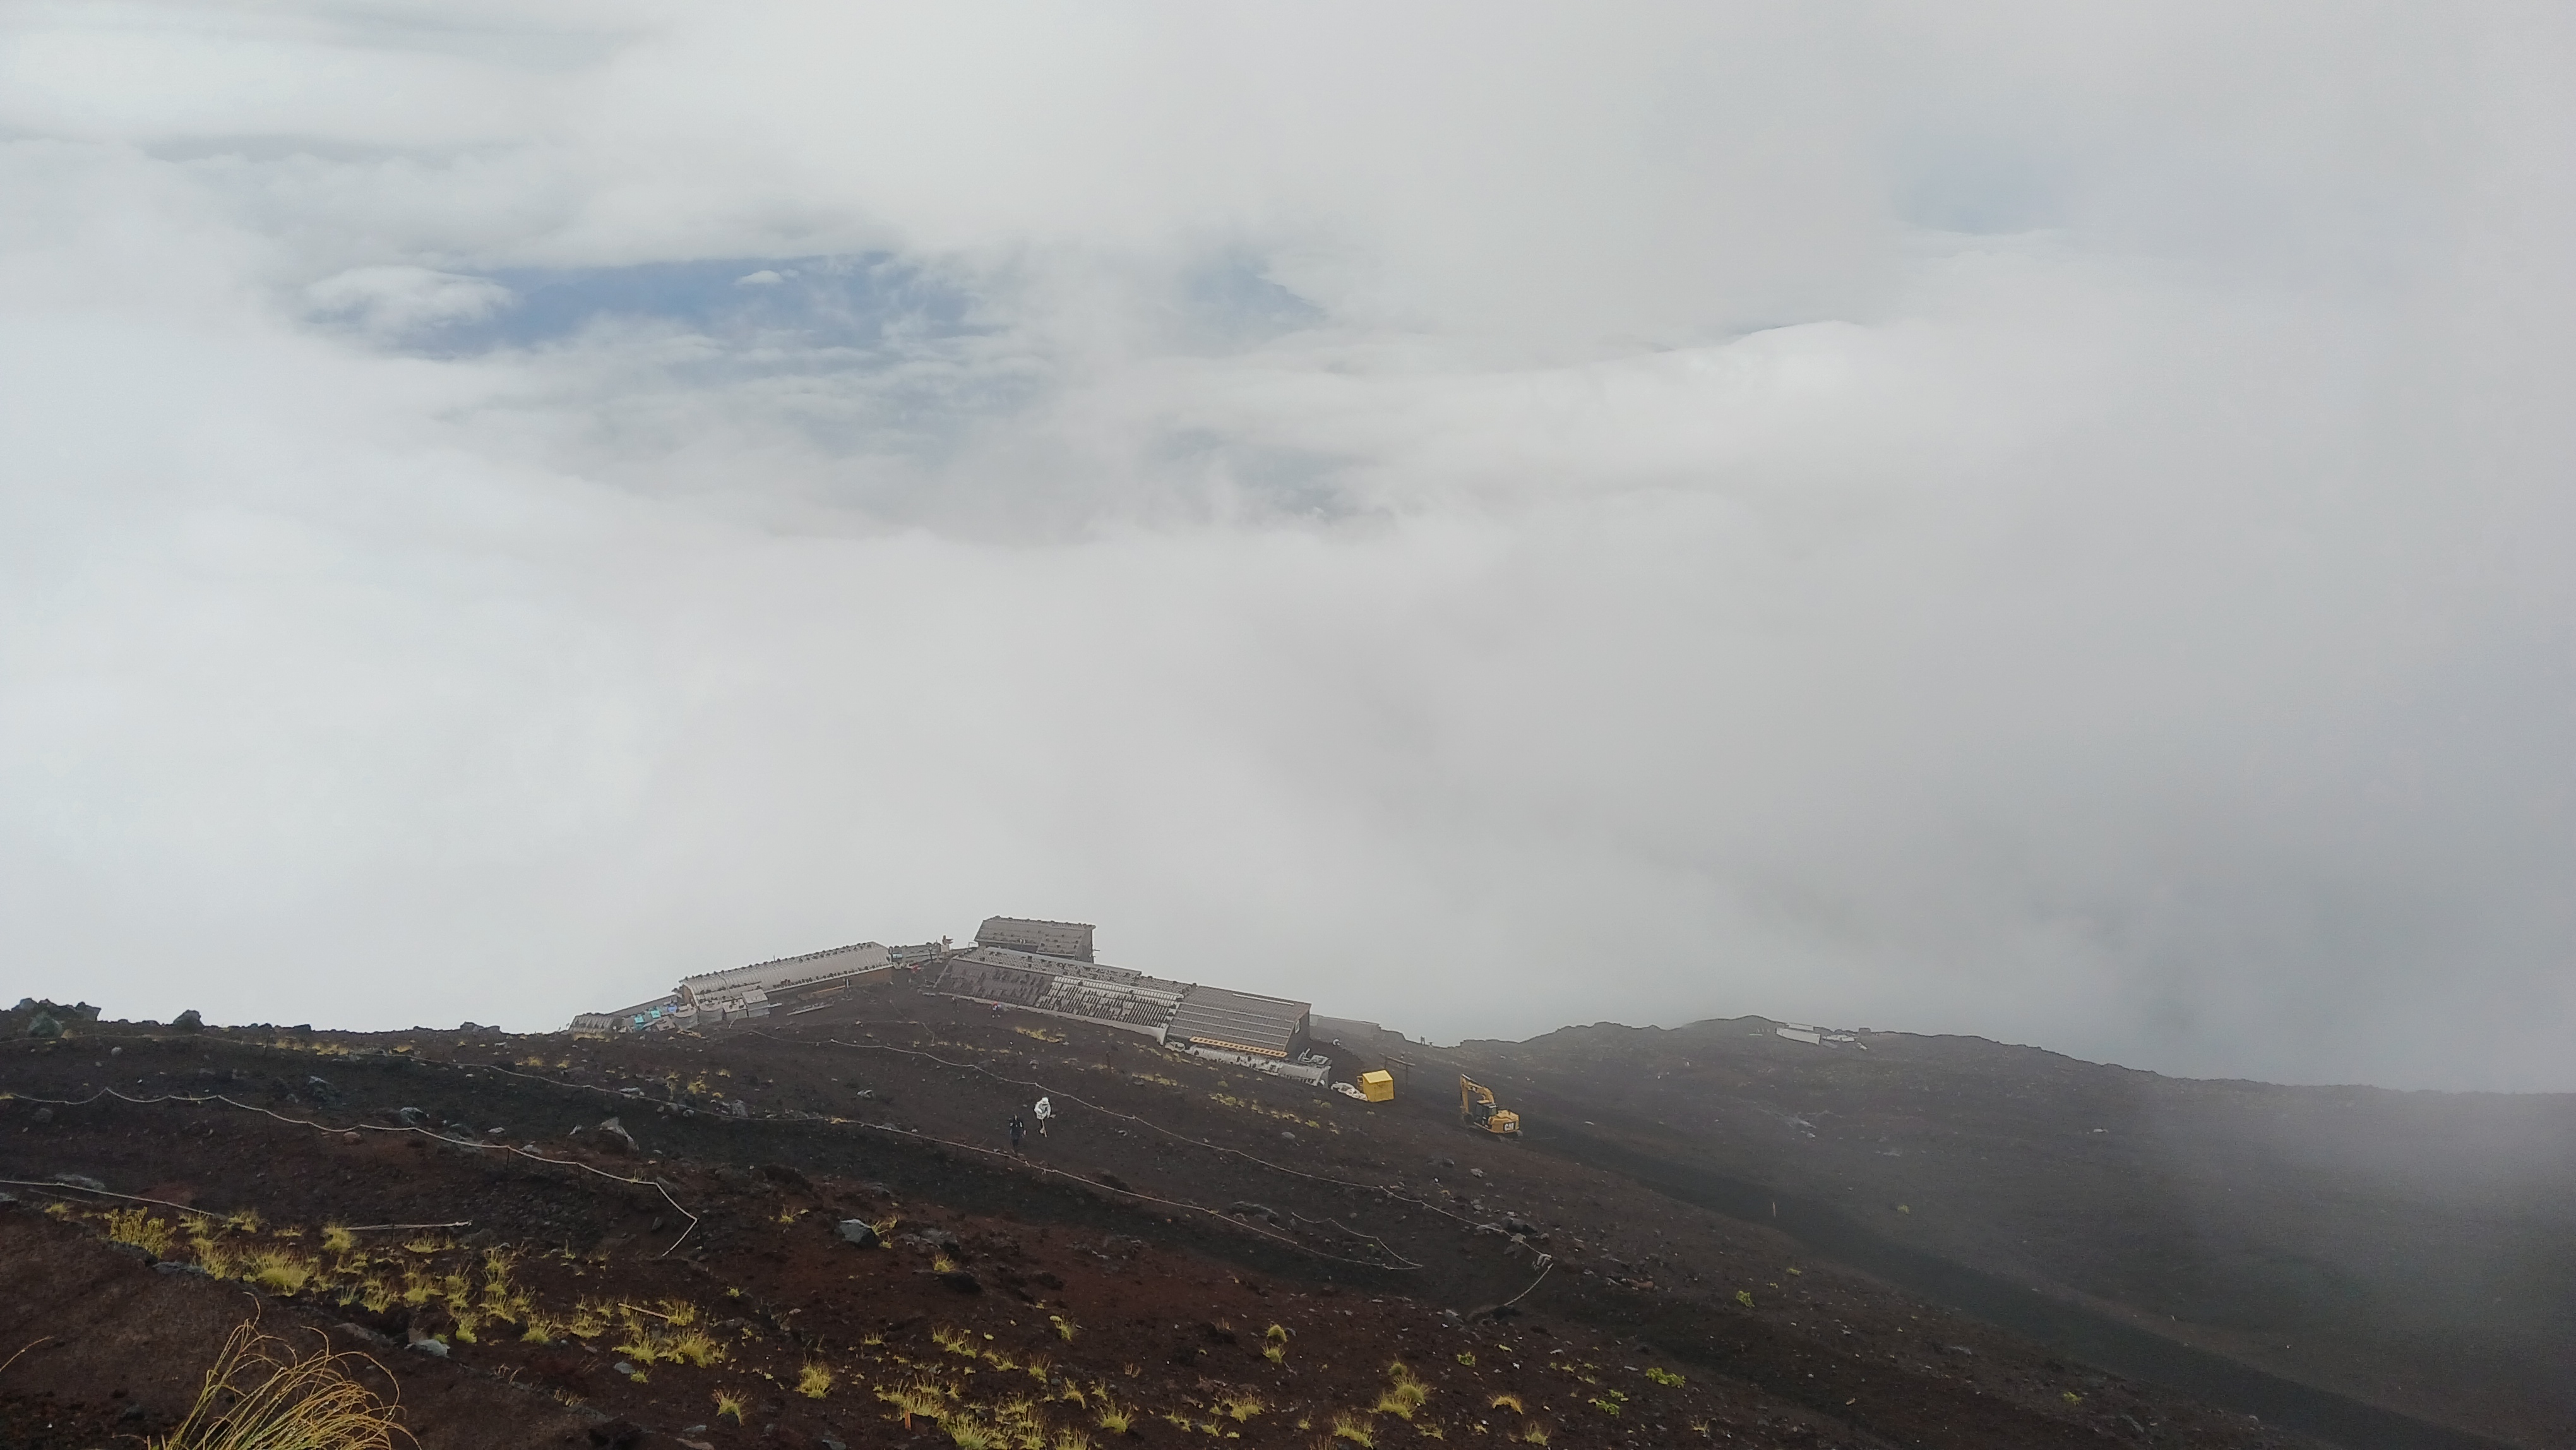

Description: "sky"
2 3 2571 1091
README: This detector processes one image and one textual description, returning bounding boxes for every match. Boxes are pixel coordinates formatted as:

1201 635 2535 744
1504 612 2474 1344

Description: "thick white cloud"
1 2 2571 1089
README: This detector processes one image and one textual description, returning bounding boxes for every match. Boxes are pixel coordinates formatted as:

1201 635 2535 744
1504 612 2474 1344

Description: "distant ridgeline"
569 915 1325 1081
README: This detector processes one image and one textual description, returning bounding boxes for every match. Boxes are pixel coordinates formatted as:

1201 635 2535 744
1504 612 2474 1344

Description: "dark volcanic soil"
1386 1017 2574 1450
0 985 2418 1449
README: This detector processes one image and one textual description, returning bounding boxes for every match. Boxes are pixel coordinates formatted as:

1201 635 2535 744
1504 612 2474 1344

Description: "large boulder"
835 1219 880 1248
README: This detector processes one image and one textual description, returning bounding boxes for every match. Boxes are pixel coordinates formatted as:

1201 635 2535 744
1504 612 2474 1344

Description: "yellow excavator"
1459 1076 1522 1137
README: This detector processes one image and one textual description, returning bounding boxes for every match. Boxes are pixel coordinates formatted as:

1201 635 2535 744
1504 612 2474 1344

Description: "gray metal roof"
1167 985 1310 1058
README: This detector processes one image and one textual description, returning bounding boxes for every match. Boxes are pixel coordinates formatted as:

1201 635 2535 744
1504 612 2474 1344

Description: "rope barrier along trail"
471 1048 1419 1271
0 1175 472 1235
1498 1259 1554 1310
43 1042 1414 1273
54 1030 1439 1271
836 1118 1417 1272
806 1036 1488 1231
0 1088 699 1257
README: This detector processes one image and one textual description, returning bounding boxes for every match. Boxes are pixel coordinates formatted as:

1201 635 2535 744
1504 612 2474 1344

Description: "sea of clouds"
2 3 2570 1088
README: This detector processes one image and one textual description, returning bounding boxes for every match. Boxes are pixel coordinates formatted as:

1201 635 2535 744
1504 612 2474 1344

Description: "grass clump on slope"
153 1318 406 1450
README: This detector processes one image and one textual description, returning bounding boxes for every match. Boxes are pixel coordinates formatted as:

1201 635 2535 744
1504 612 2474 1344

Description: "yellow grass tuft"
1488 1394 1524 1415
1332 1412 1378 1446
1374 1362 1429 1420
246 1249 314 1297
878 1378 952 1429
153 1319 403 1450
798 1363 835 1399
102 1207 177 1259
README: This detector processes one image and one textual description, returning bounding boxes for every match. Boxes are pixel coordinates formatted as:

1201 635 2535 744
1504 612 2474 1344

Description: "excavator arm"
1458 1076 1522 1136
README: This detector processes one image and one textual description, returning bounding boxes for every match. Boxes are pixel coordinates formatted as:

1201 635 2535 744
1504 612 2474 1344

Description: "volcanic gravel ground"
1388 1017 2570 1449
0 986 2338 1449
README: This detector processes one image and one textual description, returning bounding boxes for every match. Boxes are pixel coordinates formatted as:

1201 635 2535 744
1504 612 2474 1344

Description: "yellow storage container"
1357 1070 1395 1103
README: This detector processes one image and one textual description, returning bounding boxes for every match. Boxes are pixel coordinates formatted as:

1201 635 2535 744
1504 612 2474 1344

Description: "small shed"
1357 1070 1395 1103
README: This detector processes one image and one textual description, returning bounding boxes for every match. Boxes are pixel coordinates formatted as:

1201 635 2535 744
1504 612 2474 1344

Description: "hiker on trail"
1034 1096 1053 1138
1008 1114 1025 1150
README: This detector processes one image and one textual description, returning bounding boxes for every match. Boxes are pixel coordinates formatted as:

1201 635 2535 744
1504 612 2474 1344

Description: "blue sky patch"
411 253 978 354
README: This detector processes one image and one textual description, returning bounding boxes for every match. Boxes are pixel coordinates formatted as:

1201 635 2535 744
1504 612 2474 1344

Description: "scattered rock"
392 1106 427 1127
1469 1168 1486 1179
174 1009 203 1032
937 1270 982 1294
835 1219 880 1248
1940 1344 1977 1357
1229 1201 1282 1222
759 1163 812 1190
25 1013 62 1040
595 1117 639 1155
334 1321 395 1348
406 1338 449 1358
